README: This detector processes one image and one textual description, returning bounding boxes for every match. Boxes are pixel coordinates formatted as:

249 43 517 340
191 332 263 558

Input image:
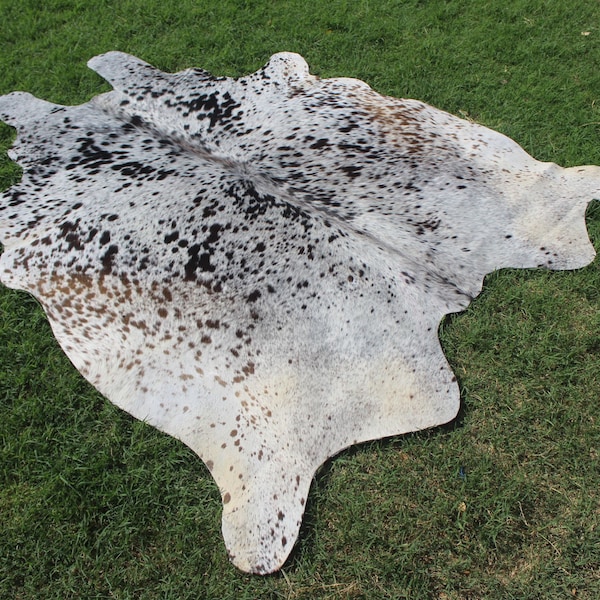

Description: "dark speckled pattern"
0 52 598 573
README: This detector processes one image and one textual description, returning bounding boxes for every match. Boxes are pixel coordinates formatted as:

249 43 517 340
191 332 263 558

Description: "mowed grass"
0 1 599 598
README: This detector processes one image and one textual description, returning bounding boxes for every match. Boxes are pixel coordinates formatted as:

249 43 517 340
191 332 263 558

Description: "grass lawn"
1 1 599 598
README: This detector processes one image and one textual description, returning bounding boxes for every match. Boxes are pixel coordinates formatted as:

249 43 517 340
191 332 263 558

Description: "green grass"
1 0 599 598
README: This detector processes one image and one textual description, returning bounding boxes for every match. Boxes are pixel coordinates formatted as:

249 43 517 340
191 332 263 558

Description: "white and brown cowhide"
0 52 598 573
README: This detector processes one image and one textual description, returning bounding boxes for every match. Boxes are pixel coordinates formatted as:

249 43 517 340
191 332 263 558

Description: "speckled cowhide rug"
0 52 598 573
